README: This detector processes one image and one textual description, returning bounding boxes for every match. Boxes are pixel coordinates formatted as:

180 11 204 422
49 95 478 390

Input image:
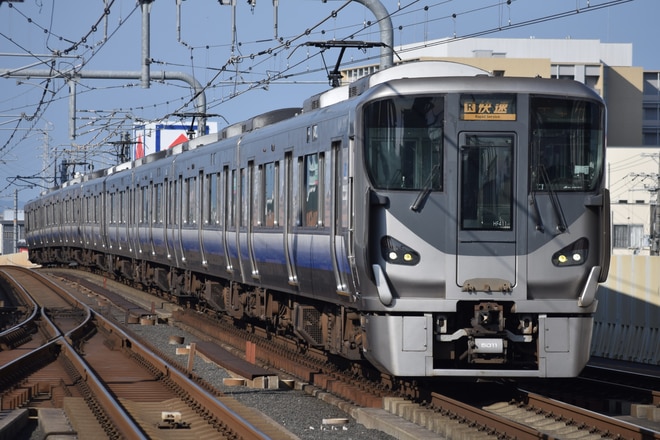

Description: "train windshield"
363 95 444 190
530 97 604 192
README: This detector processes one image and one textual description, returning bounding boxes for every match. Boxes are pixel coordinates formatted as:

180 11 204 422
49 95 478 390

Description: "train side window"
250 162 260 227
119 191 125 224
319 152 327 227
263 162 276 227
302 153 319 227
190 176 197 225
221 167 229 228
181 179 188 225
82 197 86 223
141 186 149 225
240 168 247 228
170 181 178 226
153 184 160 224
109 193 114 224
134 187 139 225
228 170 236 228
206 173 218 225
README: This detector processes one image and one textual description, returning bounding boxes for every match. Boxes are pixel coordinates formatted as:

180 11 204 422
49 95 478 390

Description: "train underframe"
41 245 365 362
33 245 591 377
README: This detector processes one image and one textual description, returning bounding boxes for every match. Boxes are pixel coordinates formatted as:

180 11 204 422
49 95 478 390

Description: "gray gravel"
127 319 397 440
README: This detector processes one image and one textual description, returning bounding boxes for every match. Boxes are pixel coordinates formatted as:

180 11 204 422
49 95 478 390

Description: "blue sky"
0 0 657 206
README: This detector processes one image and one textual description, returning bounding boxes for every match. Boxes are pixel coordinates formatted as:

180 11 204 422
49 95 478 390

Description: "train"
24 60 611 378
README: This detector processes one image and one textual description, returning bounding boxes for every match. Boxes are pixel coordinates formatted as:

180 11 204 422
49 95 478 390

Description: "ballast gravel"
128 320 397 440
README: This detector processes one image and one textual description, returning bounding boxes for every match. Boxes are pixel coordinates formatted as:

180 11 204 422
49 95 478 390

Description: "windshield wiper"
538 165 567 233
410 163 440 212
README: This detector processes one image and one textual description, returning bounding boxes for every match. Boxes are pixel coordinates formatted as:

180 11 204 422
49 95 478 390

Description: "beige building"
343 37 659 255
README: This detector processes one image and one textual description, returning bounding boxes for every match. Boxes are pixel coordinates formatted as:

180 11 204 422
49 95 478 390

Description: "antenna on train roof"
173 112 228 139
304 40 389 88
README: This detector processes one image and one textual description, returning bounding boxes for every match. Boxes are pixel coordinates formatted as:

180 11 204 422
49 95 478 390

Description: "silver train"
25 61 610 378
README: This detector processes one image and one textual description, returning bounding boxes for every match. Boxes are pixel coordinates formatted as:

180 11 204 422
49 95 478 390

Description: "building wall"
396 38 632 66
607 147 659 256
345 37 646 147
435 57 551 78
605 66 644 146
643 71 660 146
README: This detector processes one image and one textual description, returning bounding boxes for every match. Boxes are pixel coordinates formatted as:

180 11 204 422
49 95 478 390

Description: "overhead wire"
0 0 637 198
0 0 139 195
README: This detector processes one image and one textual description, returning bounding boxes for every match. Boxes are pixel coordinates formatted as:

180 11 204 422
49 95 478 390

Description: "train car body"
25 61 610 378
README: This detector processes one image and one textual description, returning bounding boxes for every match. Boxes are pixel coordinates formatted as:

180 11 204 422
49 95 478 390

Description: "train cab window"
364 95 444 191
530 97 604 192
460 134 513 231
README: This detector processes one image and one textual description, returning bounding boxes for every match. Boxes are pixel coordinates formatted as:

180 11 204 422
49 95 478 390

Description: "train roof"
303 60 491 111
32 60 602 201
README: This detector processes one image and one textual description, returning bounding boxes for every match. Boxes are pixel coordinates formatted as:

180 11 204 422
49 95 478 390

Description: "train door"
120 189 129 251
283 151 298 286
62 196 70 245
224 168 241 277
163 178 173 261
197 170 207 267
165 178 181 264
147 182 156 258
456 132 517 292
108 191 116 250
236 167 247 282
125 186 133 253
331 141 353 295
221 166 232 272
177 175 186 263
246 161 259 278
100 186 108 252
134 184 143 256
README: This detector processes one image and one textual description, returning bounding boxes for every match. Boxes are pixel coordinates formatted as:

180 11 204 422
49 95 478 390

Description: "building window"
613 224 644 249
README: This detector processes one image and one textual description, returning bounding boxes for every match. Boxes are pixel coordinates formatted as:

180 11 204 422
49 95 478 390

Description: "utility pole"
635 153 660 255
628 152 659 255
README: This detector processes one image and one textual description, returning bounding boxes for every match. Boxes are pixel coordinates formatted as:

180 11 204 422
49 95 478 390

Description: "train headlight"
381 236 420 266
552 238 588 267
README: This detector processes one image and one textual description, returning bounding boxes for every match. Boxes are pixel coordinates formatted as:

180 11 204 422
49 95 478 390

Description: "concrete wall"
592 255 659 364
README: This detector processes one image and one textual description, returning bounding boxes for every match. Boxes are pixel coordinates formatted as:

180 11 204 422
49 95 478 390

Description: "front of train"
351 62 609 377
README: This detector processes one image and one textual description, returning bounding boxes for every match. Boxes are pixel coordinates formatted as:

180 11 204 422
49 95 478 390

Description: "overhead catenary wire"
0 0 636 200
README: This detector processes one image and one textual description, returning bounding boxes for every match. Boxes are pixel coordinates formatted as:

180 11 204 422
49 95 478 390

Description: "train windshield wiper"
537 164 567 233
410 163 440 212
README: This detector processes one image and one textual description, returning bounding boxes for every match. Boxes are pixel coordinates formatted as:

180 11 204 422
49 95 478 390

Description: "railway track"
0 266 296 439
36 266 660 440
